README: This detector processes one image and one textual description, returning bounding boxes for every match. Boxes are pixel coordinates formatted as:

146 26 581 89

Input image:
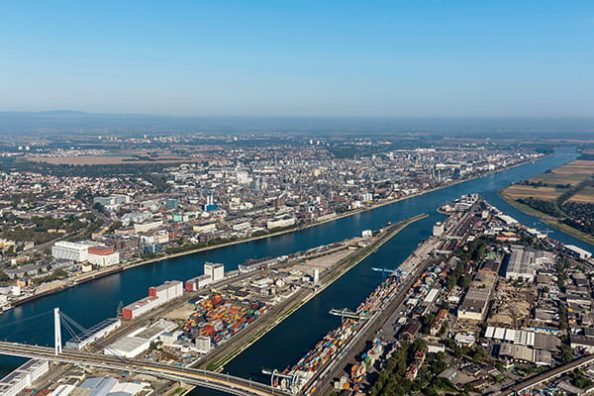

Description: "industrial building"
65 318 121 350
195 335 212 353
93 193 130 210
105 320 177 358
498 344 552 366
267 215 296 230
564 244 592 260
204 262 225 282
457 272 497 321
0 359 49 396
121 280 183 320
51 376 152 396
51 241 91 262
185 262 225 291
504 245 555 282
433 222 444 236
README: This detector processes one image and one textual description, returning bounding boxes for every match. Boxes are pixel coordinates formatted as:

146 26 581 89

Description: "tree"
560 344 574 363
0 270 9 282
412 338 428 354
421 313 435 334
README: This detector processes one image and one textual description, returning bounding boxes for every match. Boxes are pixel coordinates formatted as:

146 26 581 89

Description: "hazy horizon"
1 110 594 137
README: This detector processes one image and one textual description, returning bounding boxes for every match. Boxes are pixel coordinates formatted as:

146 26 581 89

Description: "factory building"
457 272 497 321
184 262 225 292
204 262 225 282
504 245 555 282
564 244 592 260
0 360 49 396
195 335 212 353
433 222 444 236
267 215 296 230
51 241 90 262
121 281 183 320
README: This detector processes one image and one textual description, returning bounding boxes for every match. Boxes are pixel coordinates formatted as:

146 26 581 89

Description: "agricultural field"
552 160 594 176
526 159 594 186
25 149 197 165
528 172 590 187
502 185 566 201
501 158 594 244
569 186 594 204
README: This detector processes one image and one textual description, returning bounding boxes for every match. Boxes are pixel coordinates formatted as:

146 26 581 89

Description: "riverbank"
10 155 543 309
195 213 428 373
499 191 594 246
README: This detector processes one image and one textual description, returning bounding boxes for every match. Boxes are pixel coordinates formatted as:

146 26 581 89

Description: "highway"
0 341 291 396
496 354 594 395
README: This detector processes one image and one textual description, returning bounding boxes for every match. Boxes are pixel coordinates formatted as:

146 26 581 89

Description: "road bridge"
495 354 594 395
0 341 290 396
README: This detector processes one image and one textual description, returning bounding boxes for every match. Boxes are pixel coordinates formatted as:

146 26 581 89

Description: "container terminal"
264 197 478 395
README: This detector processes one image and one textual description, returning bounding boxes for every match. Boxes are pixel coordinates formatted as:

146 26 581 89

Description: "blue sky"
1 1 593 117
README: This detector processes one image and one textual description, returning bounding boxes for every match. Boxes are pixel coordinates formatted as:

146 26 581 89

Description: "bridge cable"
60 311 130 364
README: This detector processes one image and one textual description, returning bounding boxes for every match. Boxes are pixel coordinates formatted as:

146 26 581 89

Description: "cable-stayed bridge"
0 308 290 396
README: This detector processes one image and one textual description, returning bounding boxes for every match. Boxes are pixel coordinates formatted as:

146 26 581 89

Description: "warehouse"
121 280 183 320
0 359 49 396
505 245 555 282
564 244 592 260
51 241 90 262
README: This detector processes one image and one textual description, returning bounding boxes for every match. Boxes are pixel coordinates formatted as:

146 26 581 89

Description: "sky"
1 0 594 118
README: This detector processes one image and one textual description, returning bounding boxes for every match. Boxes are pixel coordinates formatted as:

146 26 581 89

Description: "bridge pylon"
54 307 62 356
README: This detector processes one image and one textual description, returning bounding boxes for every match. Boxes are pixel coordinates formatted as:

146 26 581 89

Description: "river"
0 147 590 395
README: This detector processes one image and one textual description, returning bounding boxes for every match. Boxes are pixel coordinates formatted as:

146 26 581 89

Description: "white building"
0 285 21 296
505 246 555 282
93 194 130 211
0 359 49 396
232 221 251 231
105 336 150 358
196 274 213 289
204 262 224 282
267 215 296 230
565 245 592 260
134 220 163 234
433 222 444 236
193 223 217 234
236 170 252 184
0 295 9 310
51 241 90 262
87 246 120 267
121 281 183 320
195 335 212 353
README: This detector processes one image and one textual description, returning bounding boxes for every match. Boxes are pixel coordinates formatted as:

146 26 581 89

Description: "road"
495 354 594 395
310 237 442 395
0 341 291 396
300 208 471 395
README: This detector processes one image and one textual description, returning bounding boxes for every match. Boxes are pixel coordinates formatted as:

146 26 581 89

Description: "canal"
0 147 590 395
